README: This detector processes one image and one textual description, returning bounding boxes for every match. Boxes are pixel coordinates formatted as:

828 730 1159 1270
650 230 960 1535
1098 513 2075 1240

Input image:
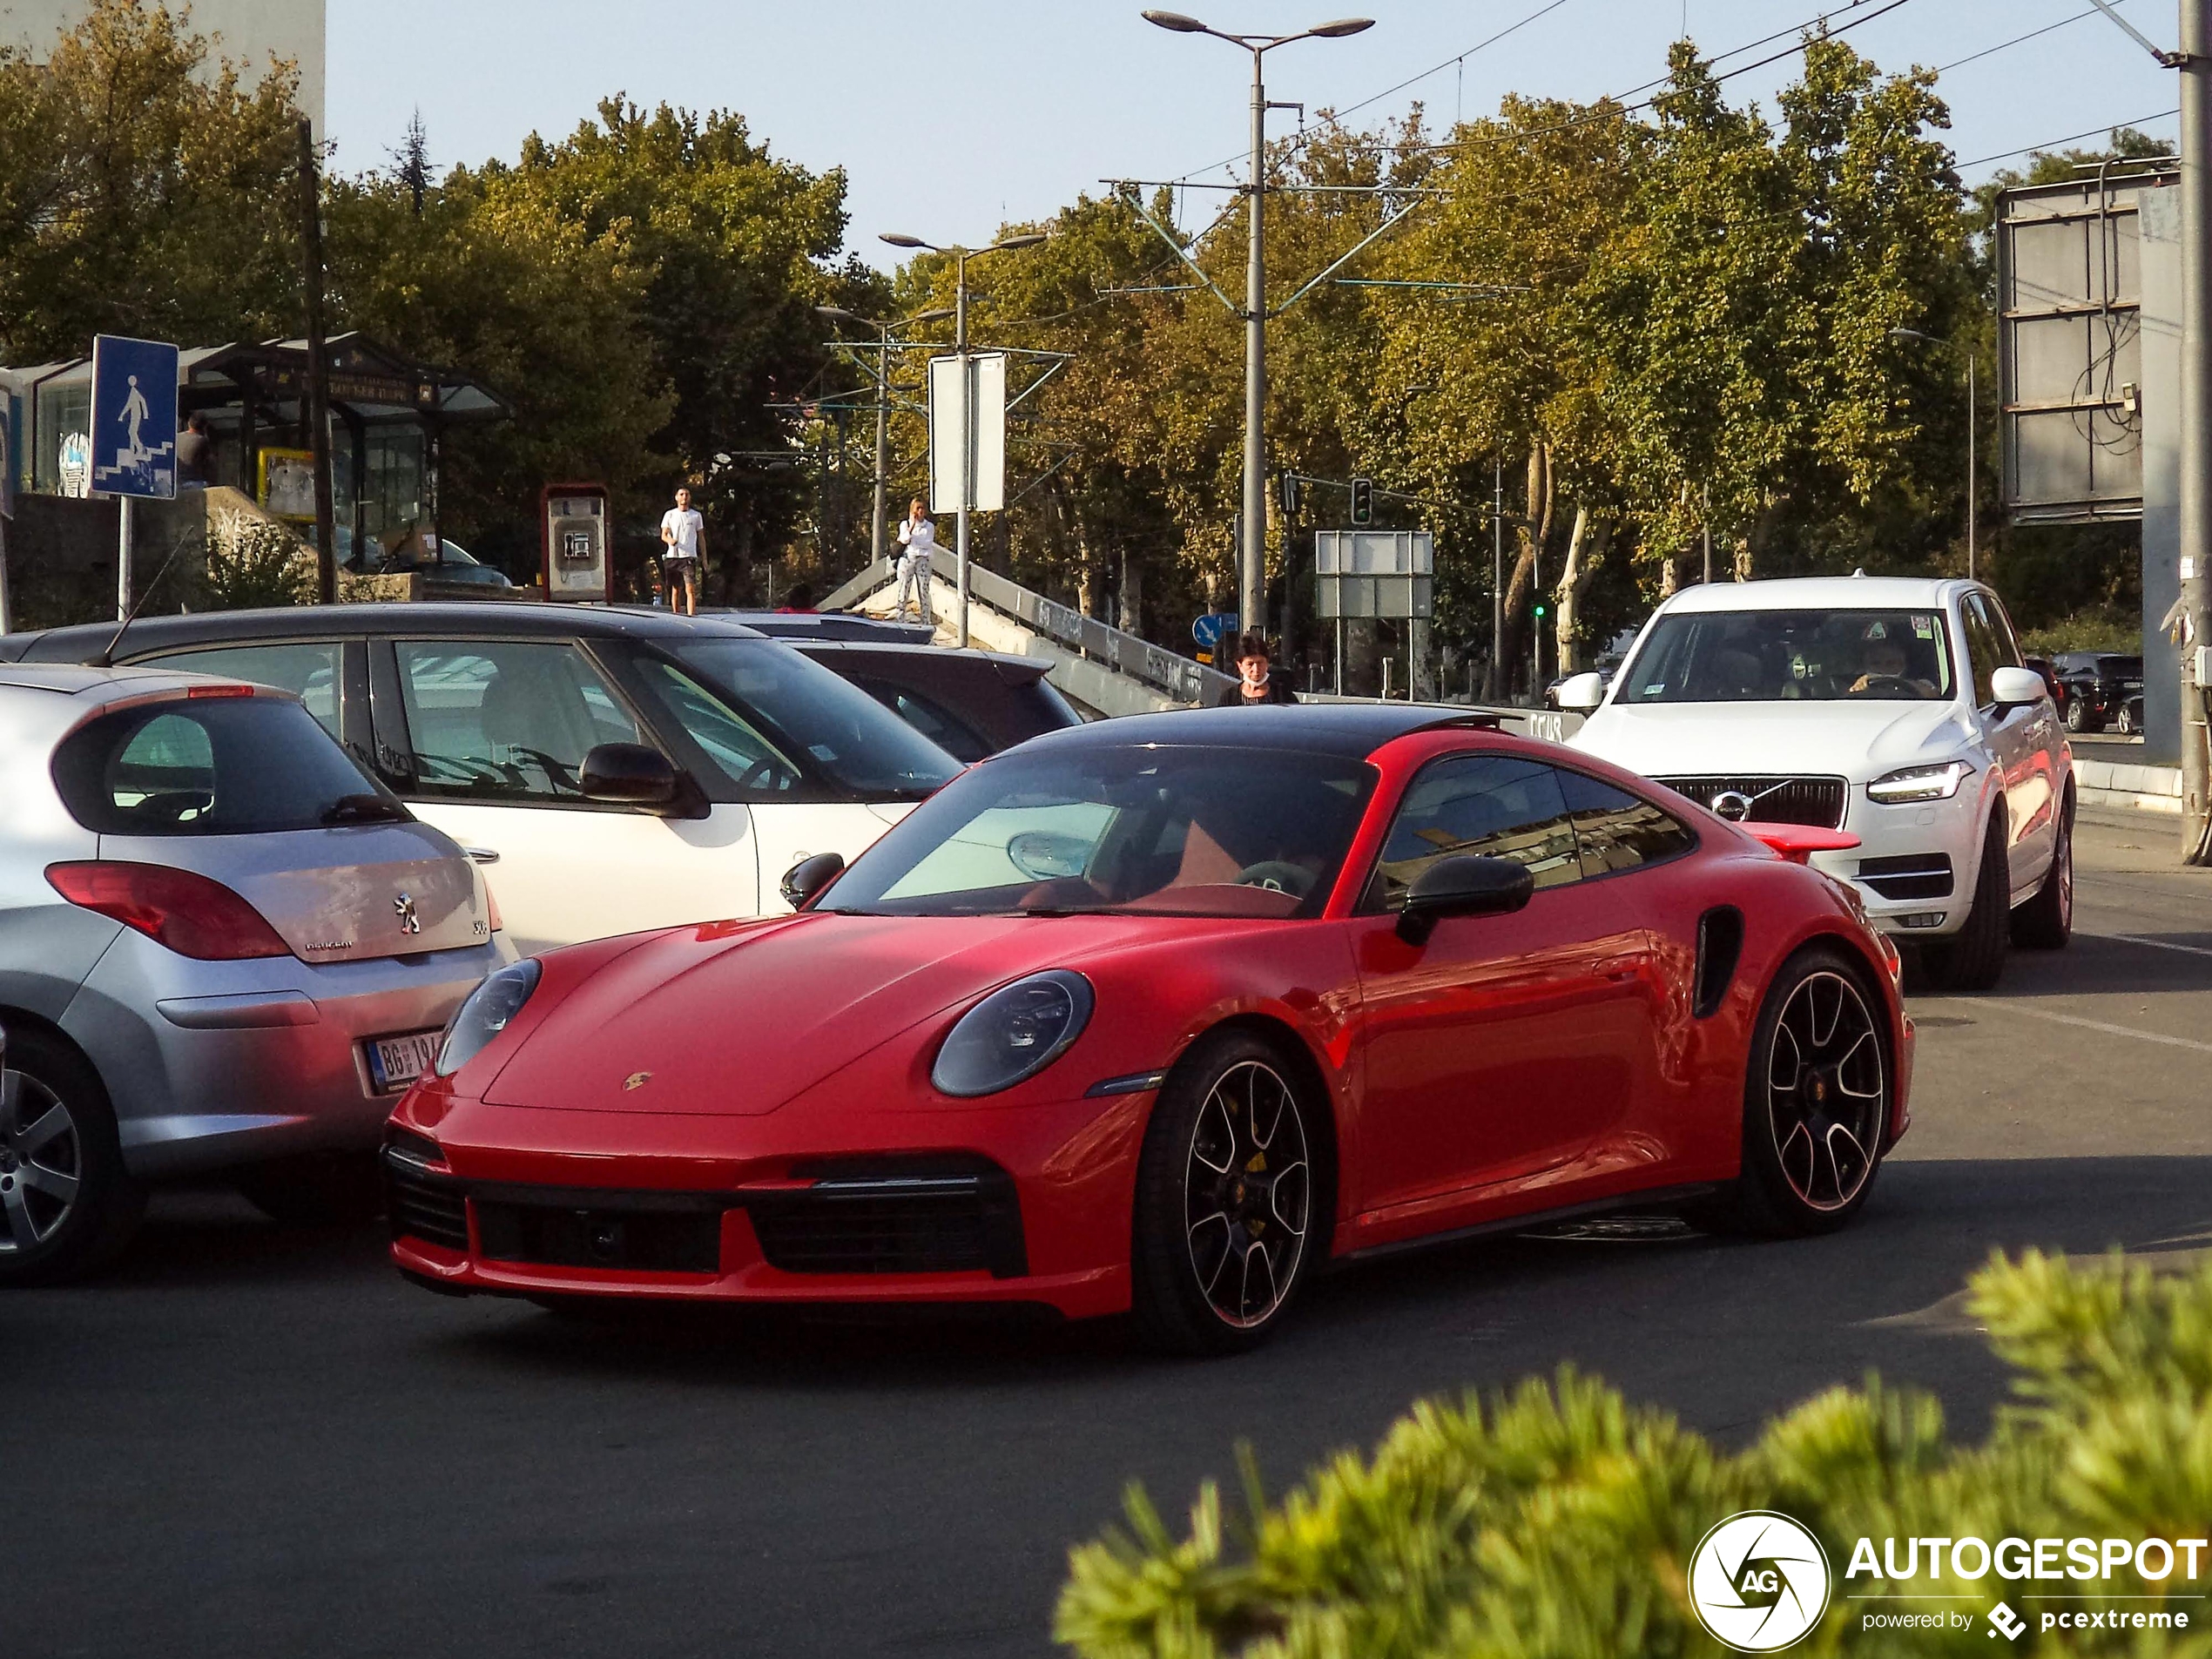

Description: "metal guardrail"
824 557 1238 705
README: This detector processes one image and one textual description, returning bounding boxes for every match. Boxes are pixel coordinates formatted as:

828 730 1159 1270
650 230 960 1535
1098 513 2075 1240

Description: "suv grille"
746 1159 1026 1278
1855 853 1954 900
1653 775 1847 829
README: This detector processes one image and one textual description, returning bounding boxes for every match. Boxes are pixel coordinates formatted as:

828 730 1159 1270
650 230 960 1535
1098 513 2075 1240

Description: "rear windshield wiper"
321 793 411 826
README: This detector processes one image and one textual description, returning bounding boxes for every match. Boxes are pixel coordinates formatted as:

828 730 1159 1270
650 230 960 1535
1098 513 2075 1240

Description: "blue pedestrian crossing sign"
90 334 179 500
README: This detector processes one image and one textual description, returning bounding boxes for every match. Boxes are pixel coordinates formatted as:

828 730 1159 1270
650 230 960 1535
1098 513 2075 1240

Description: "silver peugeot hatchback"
0 664 512 1284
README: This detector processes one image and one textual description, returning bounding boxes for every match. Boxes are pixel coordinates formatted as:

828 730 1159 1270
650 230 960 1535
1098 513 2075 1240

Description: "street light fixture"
1142 9 1376 634
1892 326 1979 581
874 231 1049 643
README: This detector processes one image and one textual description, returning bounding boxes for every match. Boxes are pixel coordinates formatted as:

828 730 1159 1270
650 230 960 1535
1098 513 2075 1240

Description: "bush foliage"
1056 1251 2212 1657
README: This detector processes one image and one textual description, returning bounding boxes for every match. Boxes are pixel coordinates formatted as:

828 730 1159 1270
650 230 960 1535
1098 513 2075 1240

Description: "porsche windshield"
1618 610 1955 703
823 745 1377 919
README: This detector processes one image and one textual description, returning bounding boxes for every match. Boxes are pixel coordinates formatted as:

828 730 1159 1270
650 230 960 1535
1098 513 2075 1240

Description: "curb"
2074 756 2182 815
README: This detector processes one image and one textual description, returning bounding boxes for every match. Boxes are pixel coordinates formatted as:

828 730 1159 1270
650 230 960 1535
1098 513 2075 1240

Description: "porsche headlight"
932 971 1095 1097
435 958 542 1077
1865 759 1973 804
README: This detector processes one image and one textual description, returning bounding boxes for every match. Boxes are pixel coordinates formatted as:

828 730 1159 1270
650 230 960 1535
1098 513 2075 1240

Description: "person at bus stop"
175 412 212 489
894 498 939 624
659 486 705 617
1213 632 1298 705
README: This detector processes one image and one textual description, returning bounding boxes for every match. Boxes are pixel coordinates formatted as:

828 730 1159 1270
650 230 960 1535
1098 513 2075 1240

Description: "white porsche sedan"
1561 575 2071 990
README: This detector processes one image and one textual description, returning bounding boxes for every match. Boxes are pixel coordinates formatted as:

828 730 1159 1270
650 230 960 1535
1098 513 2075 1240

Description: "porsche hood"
484 914 1116 1116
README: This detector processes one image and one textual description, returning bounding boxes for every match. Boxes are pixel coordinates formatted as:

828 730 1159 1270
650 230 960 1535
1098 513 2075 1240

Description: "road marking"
2085 930 2212 961
1953 997 2212 1055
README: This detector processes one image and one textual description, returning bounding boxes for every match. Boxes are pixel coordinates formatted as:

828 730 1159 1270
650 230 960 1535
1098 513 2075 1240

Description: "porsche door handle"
462 846 501 865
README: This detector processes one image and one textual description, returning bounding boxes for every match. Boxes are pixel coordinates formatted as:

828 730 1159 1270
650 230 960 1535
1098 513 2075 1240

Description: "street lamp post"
1142 10 1374 636
1892 326 1979 581
880 232 1047 645
817 302 956 576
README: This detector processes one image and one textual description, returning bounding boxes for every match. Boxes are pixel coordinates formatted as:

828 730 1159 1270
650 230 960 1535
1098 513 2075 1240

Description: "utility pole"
2186 0 2212 858
1702 483 1712 584
1140 11 1376 633
871 338 890 571
1491 458 1504 702
298 118 337 604
1966 351 1978 582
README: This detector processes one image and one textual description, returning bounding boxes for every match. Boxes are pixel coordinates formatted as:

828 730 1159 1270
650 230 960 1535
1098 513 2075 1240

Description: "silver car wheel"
0 1067 83 1254
1184 1059 1311 1329
1765 971 1884 1213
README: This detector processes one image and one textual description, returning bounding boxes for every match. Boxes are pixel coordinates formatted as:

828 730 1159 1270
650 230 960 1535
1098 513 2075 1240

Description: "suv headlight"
932 971 1094 1097
1865 760 1974 804
435 958 542 1077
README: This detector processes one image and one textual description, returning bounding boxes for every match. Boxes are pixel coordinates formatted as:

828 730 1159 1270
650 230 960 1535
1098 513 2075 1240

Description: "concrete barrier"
2074 756 2184 813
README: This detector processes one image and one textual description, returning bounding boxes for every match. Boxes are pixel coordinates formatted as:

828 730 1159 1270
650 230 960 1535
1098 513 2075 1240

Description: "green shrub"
202 510 311 610
2019 612 2143 658
1056 1251 2212 1656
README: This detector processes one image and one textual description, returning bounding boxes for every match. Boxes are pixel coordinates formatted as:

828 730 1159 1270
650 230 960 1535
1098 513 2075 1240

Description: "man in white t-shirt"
658 486 705 617
894 496 938 625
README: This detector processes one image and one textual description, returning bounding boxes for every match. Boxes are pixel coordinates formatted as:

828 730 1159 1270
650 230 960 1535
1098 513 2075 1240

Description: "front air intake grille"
1855 853 1954 901
385 1159 469 1253
747 1157 1026 1278
474 1189 725 1275
1654 775 1848 829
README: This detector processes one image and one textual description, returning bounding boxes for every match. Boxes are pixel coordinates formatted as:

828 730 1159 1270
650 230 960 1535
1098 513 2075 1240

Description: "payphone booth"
541 483 609 602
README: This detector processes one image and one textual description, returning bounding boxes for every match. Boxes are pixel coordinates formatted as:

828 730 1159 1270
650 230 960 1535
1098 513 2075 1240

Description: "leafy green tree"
0 0 301 361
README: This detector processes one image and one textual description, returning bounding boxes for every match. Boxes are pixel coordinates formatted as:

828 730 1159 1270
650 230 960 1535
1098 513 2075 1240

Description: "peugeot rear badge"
395 892 421 934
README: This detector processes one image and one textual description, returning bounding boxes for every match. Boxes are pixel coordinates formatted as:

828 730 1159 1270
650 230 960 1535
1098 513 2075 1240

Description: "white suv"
1561 576 2071 989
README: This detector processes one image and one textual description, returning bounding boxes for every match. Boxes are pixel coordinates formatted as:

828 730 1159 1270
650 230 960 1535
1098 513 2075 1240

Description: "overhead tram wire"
1933 0 2142 78
1959 108 2179 170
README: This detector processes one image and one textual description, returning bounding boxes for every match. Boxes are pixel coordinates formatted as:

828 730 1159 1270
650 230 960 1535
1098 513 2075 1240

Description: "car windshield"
823 743 1376 919
665 638 960 799
1617 609 1954 704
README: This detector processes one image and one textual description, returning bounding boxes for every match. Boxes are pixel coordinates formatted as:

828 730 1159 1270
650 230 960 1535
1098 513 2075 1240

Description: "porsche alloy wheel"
1764 969 1884 1214
1133 1031 1321 1354
1696 948 1891 1238
1184 1060 1312 1330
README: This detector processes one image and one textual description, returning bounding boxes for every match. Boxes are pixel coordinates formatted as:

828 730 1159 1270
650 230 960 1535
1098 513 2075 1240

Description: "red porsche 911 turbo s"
385 705 1912 1353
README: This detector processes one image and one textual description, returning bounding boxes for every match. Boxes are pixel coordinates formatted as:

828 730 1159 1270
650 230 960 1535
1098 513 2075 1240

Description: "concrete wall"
1 0 323 131
2140 185 2182 765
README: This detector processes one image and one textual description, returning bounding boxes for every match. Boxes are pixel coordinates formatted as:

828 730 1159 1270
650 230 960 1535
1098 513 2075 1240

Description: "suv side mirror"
780 851 846 910
1395 854 1534 946
581 742 679 809
1555 671 1606 712
1990 665 2047 711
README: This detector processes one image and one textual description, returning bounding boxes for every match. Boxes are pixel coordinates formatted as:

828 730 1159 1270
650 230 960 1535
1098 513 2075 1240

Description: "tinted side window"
393 641 643 803
631 658 804 796
852 677 990 764
1979 594 2026 669
135 643 341 738
51 696 386 835
1369 754 1580 911
1558 769 1697 878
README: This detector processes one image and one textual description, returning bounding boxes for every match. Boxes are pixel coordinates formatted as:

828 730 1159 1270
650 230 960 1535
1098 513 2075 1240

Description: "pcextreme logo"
1689 1511 1833 1652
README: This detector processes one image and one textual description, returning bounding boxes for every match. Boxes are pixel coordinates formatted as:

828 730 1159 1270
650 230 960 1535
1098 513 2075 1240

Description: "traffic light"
1278 473 1301 516
1349 476 1373 525
1533 599 1548 621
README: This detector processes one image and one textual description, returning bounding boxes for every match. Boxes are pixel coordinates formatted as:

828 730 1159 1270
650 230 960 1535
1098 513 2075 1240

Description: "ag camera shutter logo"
1689 1511 1832 1651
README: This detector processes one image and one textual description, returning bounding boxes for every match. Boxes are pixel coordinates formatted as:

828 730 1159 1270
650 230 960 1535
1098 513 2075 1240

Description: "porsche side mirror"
1555 671 1606 712
581 742 679 809
1395 854 1534 945
781 851 846 910
1990 665 2047 711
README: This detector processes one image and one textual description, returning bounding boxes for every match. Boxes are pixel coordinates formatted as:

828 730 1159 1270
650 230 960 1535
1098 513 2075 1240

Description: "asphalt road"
10 806 2212 1658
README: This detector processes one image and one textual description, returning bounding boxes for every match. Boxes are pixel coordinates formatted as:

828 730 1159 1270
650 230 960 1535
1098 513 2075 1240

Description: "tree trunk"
1553 507 1608 671
1498 441 1553 699
1118 546 1143 635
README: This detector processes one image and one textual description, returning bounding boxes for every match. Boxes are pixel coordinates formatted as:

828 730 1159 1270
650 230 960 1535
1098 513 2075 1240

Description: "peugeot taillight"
45 861 290 960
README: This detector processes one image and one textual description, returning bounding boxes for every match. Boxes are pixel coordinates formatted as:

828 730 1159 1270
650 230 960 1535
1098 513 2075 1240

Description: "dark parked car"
787 641 1083 761
669 609 936 645
2053 651 2144 733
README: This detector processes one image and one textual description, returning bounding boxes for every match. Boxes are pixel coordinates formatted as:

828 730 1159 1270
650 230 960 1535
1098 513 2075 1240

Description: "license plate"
366 1029 442 1093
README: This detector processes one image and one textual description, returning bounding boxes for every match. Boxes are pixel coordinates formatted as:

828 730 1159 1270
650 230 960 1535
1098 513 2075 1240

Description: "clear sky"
325 1 2177 266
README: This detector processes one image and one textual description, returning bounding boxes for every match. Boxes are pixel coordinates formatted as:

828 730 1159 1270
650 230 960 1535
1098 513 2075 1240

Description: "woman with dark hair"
1212 631 1298 705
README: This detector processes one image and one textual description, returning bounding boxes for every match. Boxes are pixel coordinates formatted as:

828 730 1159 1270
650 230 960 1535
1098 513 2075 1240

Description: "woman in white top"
894 497 939 625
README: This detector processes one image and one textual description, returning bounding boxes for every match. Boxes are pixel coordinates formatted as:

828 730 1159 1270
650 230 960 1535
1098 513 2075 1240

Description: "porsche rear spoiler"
1743 823 1859 865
